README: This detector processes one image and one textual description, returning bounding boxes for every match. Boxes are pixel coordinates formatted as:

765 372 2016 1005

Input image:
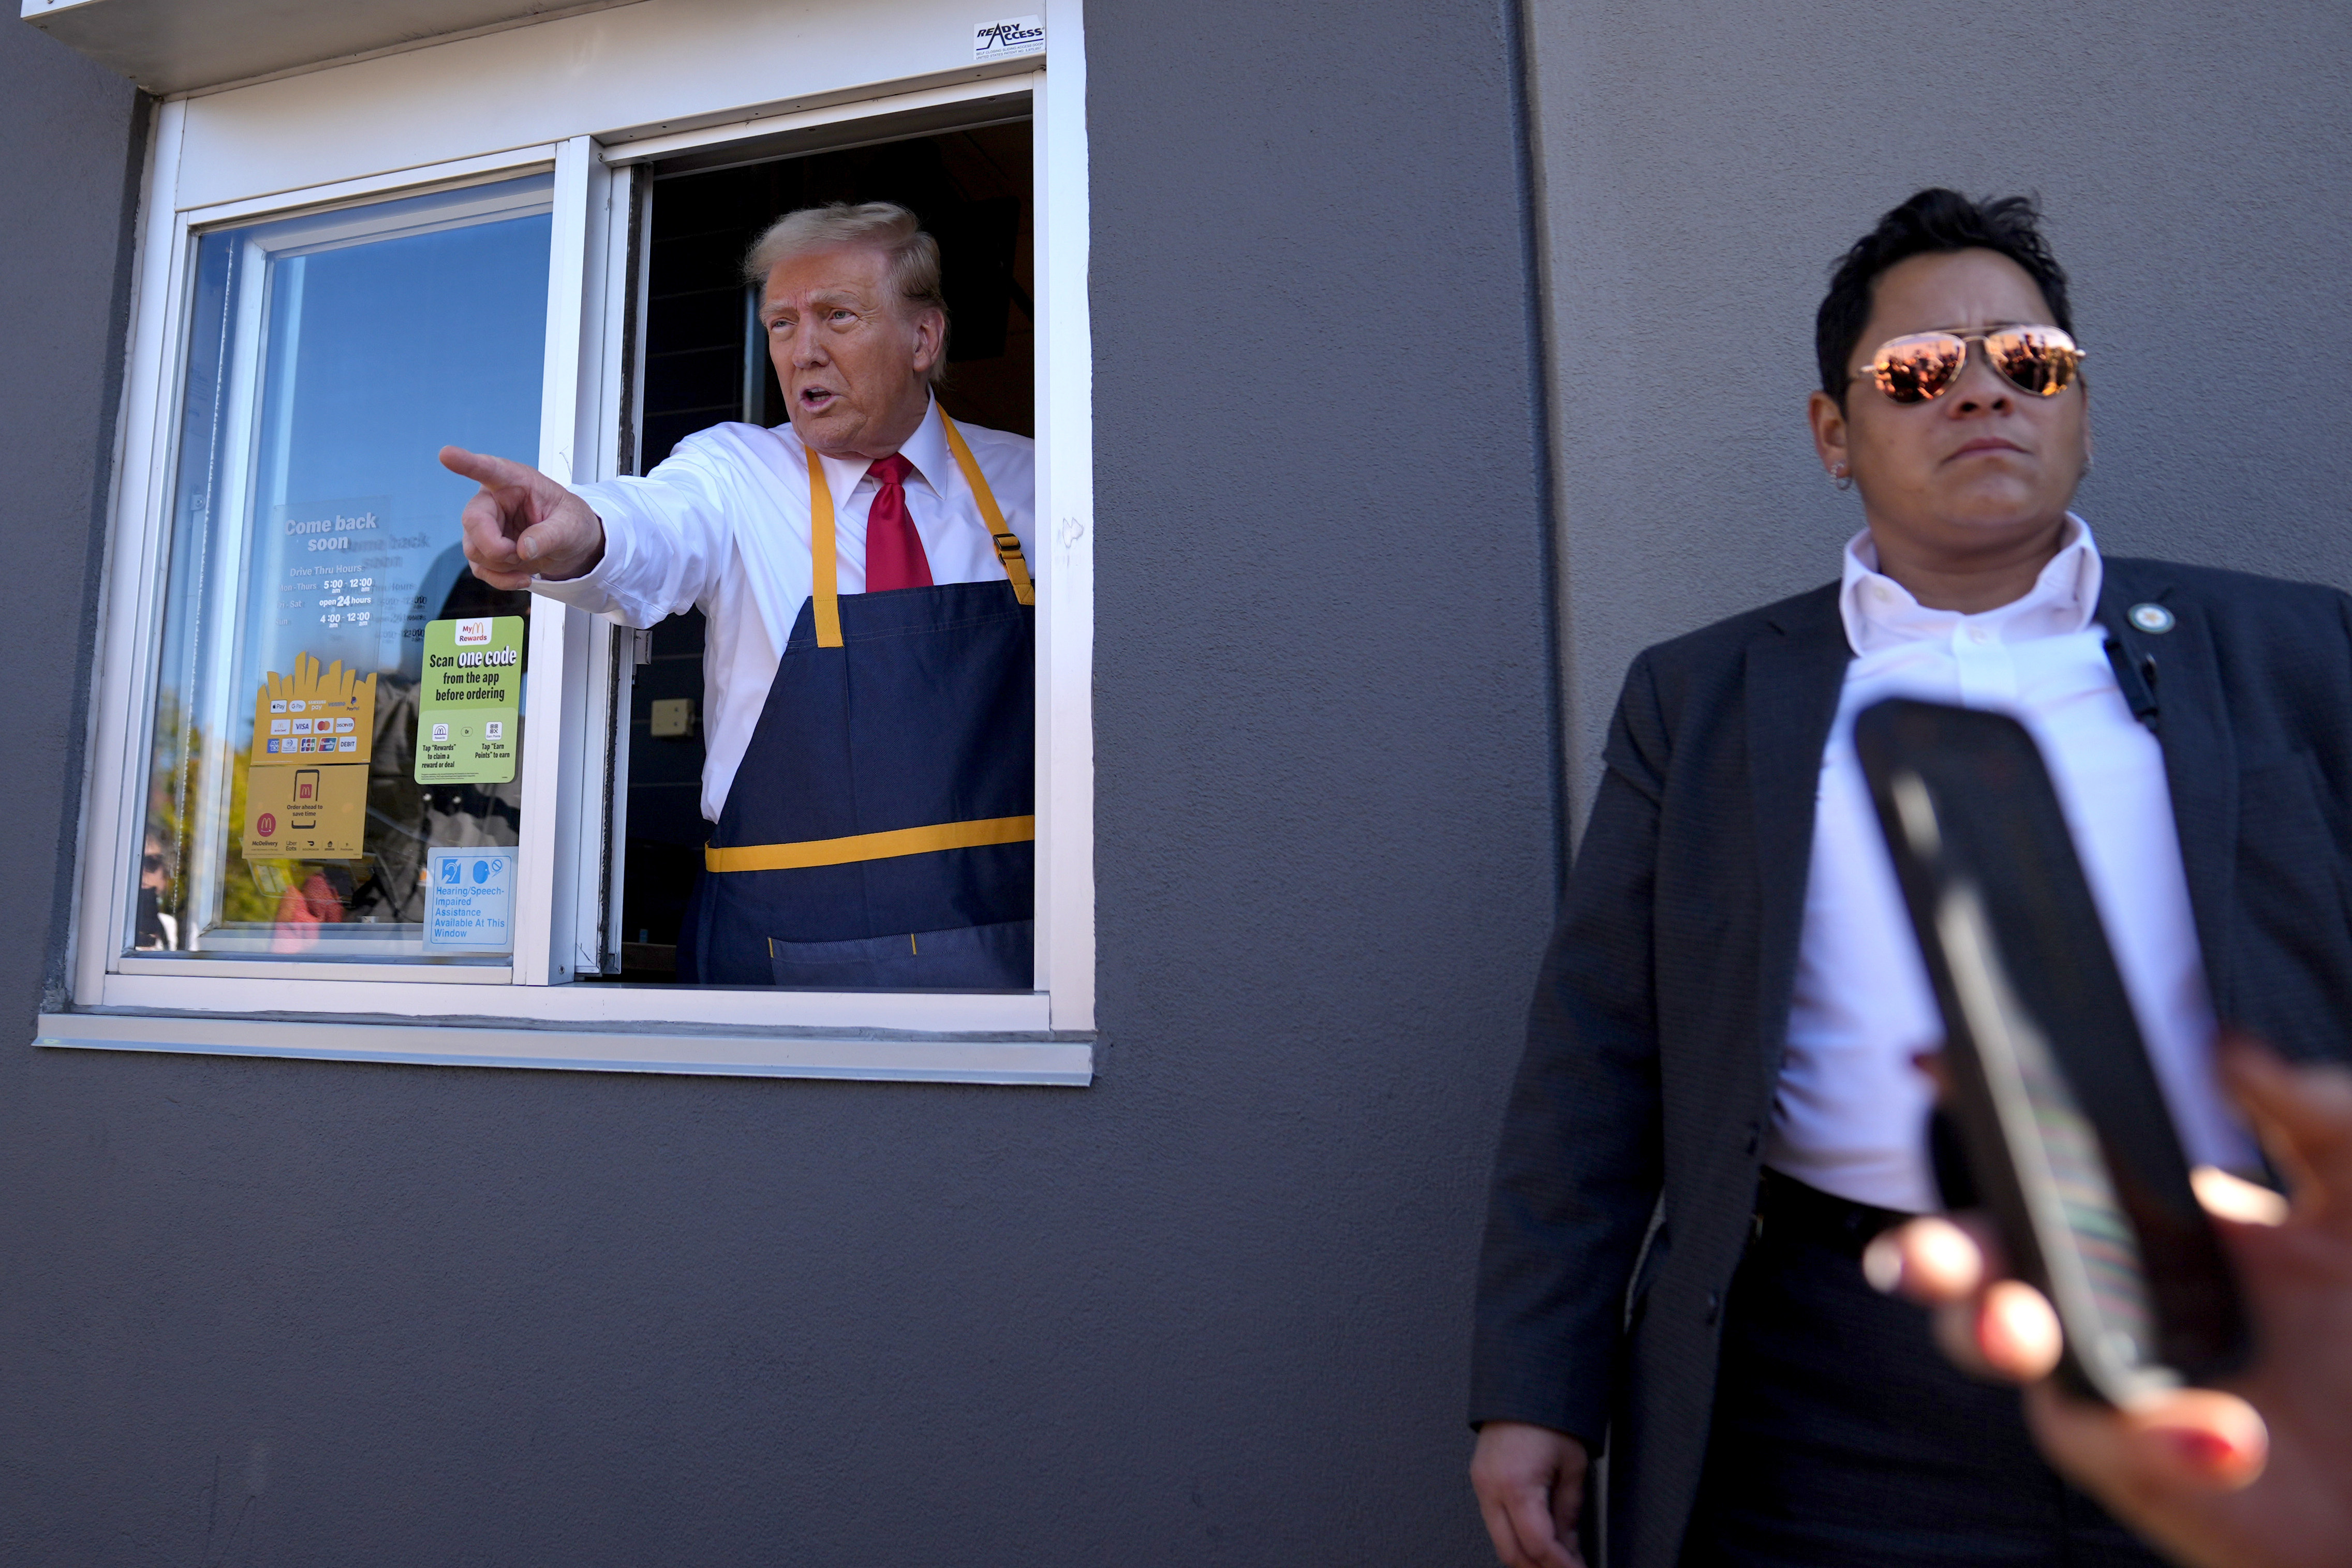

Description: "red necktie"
862 453 933 591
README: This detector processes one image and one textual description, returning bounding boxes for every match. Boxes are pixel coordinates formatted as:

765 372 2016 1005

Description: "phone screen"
1859 699 2251 1402
1934 876 2161 1378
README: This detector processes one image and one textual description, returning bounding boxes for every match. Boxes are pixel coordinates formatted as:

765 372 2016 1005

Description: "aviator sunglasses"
1852 324 2085 405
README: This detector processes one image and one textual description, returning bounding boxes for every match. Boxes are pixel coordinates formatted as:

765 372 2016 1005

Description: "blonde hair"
744 201 949 381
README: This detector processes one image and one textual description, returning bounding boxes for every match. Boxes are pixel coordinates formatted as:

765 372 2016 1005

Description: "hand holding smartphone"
1854 697 2252 1406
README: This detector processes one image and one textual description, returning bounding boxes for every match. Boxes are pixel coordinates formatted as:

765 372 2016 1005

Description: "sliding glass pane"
139 174 551 963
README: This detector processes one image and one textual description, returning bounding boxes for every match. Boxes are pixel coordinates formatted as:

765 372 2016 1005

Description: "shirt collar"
812 395 949 505
1838 513 2103 656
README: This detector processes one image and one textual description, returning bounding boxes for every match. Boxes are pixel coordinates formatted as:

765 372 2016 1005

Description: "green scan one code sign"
416 616 523 784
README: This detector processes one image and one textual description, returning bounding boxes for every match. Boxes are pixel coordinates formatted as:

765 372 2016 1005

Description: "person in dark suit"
1467 188 2352 1568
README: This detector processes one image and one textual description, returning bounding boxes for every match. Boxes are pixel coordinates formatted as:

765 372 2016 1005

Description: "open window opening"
608 118 1035 984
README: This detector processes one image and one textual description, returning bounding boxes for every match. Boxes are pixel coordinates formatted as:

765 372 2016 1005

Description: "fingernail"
2158 1426 2236 1469
1861 1233 1903 1294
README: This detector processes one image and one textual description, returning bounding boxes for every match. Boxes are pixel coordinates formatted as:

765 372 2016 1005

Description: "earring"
1829 462 1854 493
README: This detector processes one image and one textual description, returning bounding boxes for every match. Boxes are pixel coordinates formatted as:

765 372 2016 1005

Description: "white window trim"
57 9 1094 1085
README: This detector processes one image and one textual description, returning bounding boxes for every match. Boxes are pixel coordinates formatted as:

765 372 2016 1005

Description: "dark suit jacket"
1471 557 2352 1568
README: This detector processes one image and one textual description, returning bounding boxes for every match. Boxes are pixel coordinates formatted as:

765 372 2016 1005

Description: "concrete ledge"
36 1011 1093 1085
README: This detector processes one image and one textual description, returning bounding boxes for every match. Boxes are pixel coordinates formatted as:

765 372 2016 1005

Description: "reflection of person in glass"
338 555 529 928
442 203 1037 988
135 832 178 950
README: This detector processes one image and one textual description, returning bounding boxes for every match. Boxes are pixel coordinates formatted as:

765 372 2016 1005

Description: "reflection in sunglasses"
1858 326 2083 405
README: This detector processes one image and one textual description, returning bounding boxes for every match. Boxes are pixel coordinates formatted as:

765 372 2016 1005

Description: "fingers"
2190 1165 2289 1227
1974 1279 2063 1381
439 445 542 491
514 512 584 569
461 492 532 590
1865 1215 1992 1303
2023 1382 2269 1499
1477 1472 1576 1568
1475 1495 1528 1568
443 447 604 585
1470 1426 1586 1568
1868 1217 2057 1384
1550 1488 1589 1568
516 508 605 582
1502 1486 1580 1568
1927 1278 2059 1385
2220 1037 2352 1224
1479 1492 1577 1568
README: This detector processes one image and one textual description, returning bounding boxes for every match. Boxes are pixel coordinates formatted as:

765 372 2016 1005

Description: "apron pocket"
767 919 1032 990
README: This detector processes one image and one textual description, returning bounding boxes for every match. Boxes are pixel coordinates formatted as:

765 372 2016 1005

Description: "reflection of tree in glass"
143 692 307 943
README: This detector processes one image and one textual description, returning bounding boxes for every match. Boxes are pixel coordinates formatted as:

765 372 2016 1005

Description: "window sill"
91 971 1054 1032
36 1010 1093 1085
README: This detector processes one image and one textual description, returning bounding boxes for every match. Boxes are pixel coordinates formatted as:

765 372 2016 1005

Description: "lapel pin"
2127 603 2175 634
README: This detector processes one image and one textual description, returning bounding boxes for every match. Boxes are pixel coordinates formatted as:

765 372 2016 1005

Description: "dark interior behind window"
614 119 1035 981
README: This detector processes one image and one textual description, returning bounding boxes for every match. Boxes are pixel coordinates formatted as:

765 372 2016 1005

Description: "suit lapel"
2097 565 2239 1018
1746 585 1852 1081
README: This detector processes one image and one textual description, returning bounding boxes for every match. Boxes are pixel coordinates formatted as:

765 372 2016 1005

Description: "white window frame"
47 2 1094 1085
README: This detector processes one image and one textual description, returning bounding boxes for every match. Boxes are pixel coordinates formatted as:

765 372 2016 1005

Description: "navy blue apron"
678 416 1035 989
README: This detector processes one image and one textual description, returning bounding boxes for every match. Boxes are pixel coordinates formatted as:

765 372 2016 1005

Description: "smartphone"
1853 697 2252 1406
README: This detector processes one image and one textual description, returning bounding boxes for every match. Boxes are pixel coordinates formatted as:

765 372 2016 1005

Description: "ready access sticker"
972 14 1043 59
416 616 523 785
423 846 516 953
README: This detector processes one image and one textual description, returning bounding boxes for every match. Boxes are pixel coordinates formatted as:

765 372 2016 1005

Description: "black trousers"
1677 1174 2166 1567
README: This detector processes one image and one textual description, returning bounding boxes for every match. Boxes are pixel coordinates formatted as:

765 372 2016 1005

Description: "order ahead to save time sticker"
416 616 523 785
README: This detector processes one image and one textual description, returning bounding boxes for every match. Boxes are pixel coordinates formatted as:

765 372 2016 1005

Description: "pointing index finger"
439 445 534 491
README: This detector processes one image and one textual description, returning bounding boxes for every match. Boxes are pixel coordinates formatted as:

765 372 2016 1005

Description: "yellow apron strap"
706 813 1034 873
804 413 1029 646
940 412 1037 607
805 444 844 648
731 425 1035 876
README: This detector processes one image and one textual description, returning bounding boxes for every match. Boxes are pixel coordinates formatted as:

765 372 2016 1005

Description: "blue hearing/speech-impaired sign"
423 847 516 953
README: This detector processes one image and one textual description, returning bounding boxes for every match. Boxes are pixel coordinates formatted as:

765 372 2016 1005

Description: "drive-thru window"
43 0 1094 1083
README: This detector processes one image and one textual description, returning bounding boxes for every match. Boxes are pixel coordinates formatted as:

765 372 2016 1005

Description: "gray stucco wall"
1528 0 2352 813
1 2 1553 1563
0 11 145 1545
2 23 142 1006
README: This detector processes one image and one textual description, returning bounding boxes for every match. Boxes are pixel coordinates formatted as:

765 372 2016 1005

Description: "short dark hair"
1816 189 2073 402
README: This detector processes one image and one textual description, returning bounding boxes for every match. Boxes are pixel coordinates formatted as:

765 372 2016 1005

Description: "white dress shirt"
1767 517 2258 1213
532 399 1036 822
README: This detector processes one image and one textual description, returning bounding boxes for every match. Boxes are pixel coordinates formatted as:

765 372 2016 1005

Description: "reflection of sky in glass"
142 175 552 955
235 191 549 745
